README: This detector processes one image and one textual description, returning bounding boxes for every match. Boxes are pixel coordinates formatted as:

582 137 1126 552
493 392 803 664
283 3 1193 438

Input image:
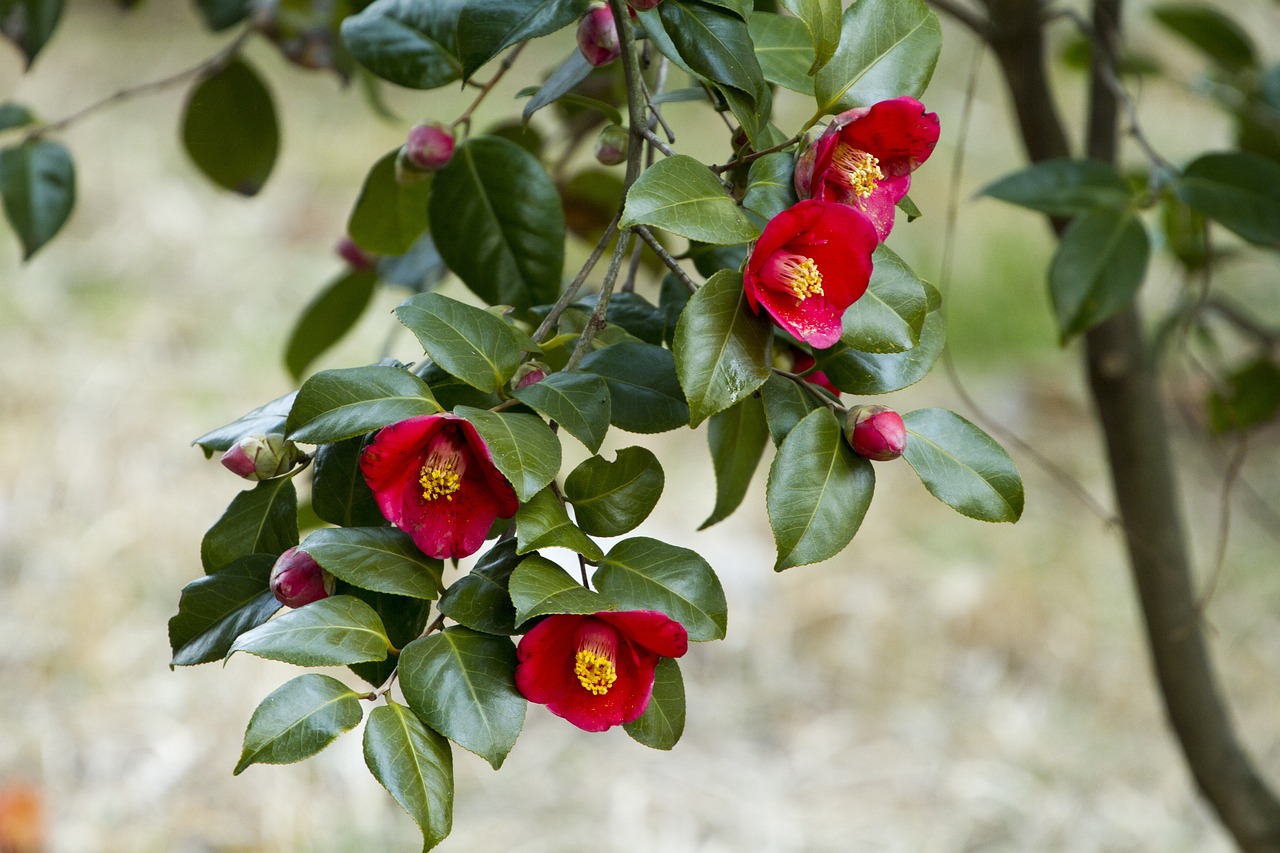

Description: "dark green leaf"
651 0 769 106
701 394 768 528
181 57 278 196
169 555 280 666
980 158 1132 216
1049 207 1150 340
623 657 684 750
0 139 74 259
0 0 63 65
659 273 692 346
512 371 611 453
364 701 454 851
1151 3 1256 72
761 372 819 446
228 595 393 667
563 446 664 537
815 284 944 394
235 674 363 774
454 407 561 502
780 0 841 72
194 0 247 31
343 585 432 687
515 488 603 561
749 12 815 94
286 365 441 444
301 527 443 600
901 408 1024 523
348 149 433 255
813 0 940 117
600 291 668 346
720 84 778 150
378 231 448 291
340 0 464 90
456 0 586 78
620 154 760 245
194 392 296 456
312 435 386 528
579 342 689 433
0 102 35 132
201 479 299 574
839 244 928 353
509 554 609 625
742 152 798 225
395 292 534 394
1174 151 1280 247
1207 359 1280 433
521 49 594 123
285 269 379 380
1161 193 1210 272
595 537 727 641
437 538 521 635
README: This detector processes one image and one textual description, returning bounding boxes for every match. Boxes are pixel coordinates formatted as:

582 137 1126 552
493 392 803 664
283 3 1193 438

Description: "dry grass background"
2 2 1280 851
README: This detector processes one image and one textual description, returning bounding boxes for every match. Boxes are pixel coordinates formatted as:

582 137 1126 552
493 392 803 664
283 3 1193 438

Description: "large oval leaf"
650 0 769 107
514 488 603 561
340 0 464 89
456 0 586 78
285 269 380 381
742 151 798 225
194 391 296 455
311 435 386 528
0 139 74 259
620 154 759 245
562 446 665 537
364 701 454 851
838 244 929 354
200 479 299 574
235 674 364 774
181 57 278 196
749 12 816 94
1049 207 1150 341
347 149 433 255
169 555 280 666
286 365 441 444
979 158 1131 216
395 293 534 394
454 407 561 502
228 595 392 667
623 657 685 750
1173 151 1280 247
508 554 609 626
512 371 611 454
780 0 841 72
301 527 443 600
701 394 769 528
595 537 727 641
579 342 689 433
900 408 1024 523
437 538 522 636
815 284 944 395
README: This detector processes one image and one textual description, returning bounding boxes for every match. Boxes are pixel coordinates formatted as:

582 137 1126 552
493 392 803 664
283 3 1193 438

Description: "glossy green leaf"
749 12 815 94
623 657 684 750
838 244 929 353
766 408 874 570
456 0 586 78
0 139 74 259
509 554 608 625
0 0 63 65
599 291 668 346
1207 359 1280 433
515 488 603 561
815 285 944 395
512 371 611 453
364 701 454 851
348 149 433 255
343 585 431 687
194 0 247 31
285 269 379 380
702 394 769 528
429 136 564 312
813 0 940 118
1049 207 1150 340
579 342 689 433
563 446 664 537
437 538 521 635
742 152 798 225
395 293 534 394
454 407 561 502
980 159 1131 216
311 435 386 528
760 372 819 446
399 628 526 769
201 479 299 574
169 555 280 666
1151 3 1256 72
595 537 727 641
652 0 768 106
301 527 443 600
521 49 594 123
620 154 760 245
901 408 1024 523
1174 151 1280 247
228 595 393 666
720 85 778 151
235 674 363 774
673 270 773 426
182 57 278 196
286 365 441 444
780 0 841 72
340 0 464 90
194 392 296 456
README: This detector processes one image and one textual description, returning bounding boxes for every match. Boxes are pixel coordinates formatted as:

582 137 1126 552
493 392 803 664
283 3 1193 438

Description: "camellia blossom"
743 199 878 349
515 611 688 732
360 414 518 560
794 97 940 240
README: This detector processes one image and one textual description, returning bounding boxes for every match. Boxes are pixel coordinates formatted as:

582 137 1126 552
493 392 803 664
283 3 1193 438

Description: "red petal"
360 415 446 530
457 417 520 518
515 615 584 704
543 637 658 731
597 610 689 658
836 97 939 179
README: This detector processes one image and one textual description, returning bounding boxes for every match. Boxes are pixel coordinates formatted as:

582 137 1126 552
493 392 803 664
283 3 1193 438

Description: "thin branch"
565 230 633 371
531 211 622 344
452 42 526 134
634 225 696 293
711 133 802 174
640 126 676 157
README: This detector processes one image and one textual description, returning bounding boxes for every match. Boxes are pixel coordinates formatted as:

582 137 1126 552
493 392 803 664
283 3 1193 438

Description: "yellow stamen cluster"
419 457 462 502
574 649 618 695
832 145 883 198
780 256 824 303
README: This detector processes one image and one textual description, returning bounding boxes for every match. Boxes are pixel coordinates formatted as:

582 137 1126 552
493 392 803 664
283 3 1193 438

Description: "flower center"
832 145 883 198
766 252 825 303
573 622 619 695
419 435 466 502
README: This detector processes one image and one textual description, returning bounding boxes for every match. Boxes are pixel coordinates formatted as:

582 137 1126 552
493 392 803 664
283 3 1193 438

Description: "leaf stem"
634 225 696 293
452 43 527 135
711 133 802 174
565 230 633 371
530 210 622 345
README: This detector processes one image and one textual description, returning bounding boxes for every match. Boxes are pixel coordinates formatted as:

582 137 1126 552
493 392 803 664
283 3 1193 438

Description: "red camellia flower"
360 414 519 560
794 97 940 240
515 610 688 732
744 199 877 349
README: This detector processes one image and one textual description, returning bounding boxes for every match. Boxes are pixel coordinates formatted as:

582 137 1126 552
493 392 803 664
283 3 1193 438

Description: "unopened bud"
595 124 629 166
395 147 433 185
336 235 377 271
404 122 455 171
512 362 549 390
220 433 305 481
845 405 907 461
577 5 621 67
269 547 335 608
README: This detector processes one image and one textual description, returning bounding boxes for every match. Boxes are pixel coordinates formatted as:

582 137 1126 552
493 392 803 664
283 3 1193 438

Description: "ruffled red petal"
514 615 582 704
595 610 688 658
360 415 447 532
835 96 939 179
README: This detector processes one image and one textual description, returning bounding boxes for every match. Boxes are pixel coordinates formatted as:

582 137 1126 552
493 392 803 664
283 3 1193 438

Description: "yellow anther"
832 145 883 198
779 255 824 302
574 649 618 695
419 458 462 502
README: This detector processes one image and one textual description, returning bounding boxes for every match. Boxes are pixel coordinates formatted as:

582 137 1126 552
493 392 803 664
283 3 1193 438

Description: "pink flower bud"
404 122 455 171
845 405 907 461
220 433 305 481
269 547 335 608
577 5 621 67
335 235 377 271
512 362 549 390
594 124 629 166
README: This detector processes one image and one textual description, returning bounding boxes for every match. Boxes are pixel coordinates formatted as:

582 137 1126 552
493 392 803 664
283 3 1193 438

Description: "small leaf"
0 0 64 66
512 371 611 453
348 149 433 255
815 285 945 395
620 154 760 245
235 674 363 774
813 0 940 118
286 365 441 444
454 407 561 502
979 158 1132 216
701 394 769 528
515 488 603 561
1174 151 1280 247
0 139 74 259
742 152 798 225
193 392 296 456
650 0 769 108
766 408 875 570
311 435 386 528
1151 3 1257 72
595 538 727 641
749 12 816 94
521 49 595 123
838 244 929 354
194 0 248 31
228 595 392 667
623 657 684 750
364 701 454 851
200 479 299 574
1207 359 1280 433
396 293 534 394
181 57 278 196
340 0 464 90
456 0 586 78
399 628 526 769
437 538 521 635
509 554 609 625
579 342 689 433
780 0 841 72
0 102 36 132
1049 207 1150 340
563 446 664 537
760 372 820 446
301 527 443 600
901 408 1024 523
169 555 280 666
285 269 379 380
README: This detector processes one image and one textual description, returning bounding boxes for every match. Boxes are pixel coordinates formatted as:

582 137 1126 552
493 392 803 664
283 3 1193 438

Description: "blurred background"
2 1 1279 850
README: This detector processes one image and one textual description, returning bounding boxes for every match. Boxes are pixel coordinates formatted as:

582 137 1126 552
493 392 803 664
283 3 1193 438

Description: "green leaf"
562 446 664 537
437 538 521 635
0 139 74 259
1174 151 1280 247
194 392 296 456
395 293 534 394
194 0 247 31
169 555 280 666
0 102 35 132
454 407 561 502
508 554 608 626
343 585 432 687
228 595 393 667
1049 207 1150 340
595 538 727 641
181 57 278 196
599 291 668 346
749 12 816 94
456 0 586 78
285 269 379 380
652 0 769 106
813 0 940 118
839 244 929 353
760 372 819 446
515 488 603 561
1207 359 1280 433
720 85 779 151
348 149 433 255
815 285 944 395
286 365 441 445
399 628 526 769
742 152 798 225
620 154 760 245
1151 3 1257 73
301 528 443 600
0 0 63 65
521 49 595 123
429 136 564 312
979 158 1132 216
579 342 689 433
201 479 299 574
512 371 611 453
623 657 684 750
766 408 874 570
780 0 841 72
340 0 464 90
673 270 772 426
364 701 454 851
235 674 363 775
701 394 768 528
901 408 1023 523
311 435 386 528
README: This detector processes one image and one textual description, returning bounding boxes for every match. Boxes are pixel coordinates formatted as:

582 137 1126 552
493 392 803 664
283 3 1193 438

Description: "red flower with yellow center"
360 414 518 560
744 199 877 349
794 97 940 240
515 610 689 732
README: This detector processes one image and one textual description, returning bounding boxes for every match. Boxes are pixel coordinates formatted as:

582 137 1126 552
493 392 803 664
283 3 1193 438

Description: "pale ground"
2 3 1280 852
